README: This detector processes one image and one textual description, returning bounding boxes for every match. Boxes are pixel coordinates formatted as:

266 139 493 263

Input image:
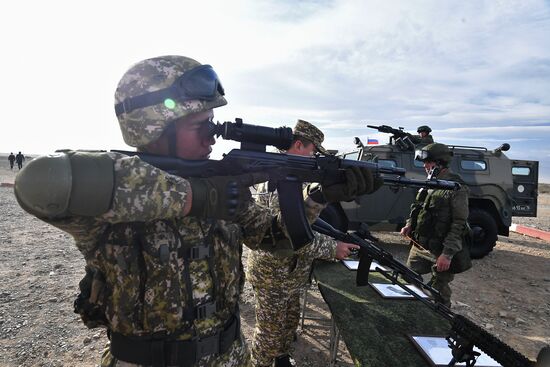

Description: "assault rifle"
367 124 416 150
113 118 460 251
367 124 410 139
312 219 544 367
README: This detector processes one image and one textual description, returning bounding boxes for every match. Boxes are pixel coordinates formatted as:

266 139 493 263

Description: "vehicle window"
461 160 487 171
378 159 397 168
344 152 359 161
512 167 530 176
413 159 424 168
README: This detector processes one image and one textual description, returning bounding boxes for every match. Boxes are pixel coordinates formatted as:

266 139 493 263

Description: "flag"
367 138 378 145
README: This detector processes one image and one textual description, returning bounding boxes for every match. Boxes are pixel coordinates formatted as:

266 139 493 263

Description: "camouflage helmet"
114 56 227 148
417 125 432 134
416 143 453 165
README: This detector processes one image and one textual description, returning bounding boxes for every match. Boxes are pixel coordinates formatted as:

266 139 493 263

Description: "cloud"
1 0 549 181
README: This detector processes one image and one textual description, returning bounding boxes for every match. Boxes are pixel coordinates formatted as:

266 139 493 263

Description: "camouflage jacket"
247 182 336 290
41 152 326 340
406 170 469 258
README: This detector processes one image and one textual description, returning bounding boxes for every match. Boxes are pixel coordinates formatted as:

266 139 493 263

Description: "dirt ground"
0 155 548 366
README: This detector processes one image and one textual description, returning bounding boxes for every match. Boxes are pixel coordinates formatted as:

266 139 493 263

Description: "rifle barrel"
382 176 461 190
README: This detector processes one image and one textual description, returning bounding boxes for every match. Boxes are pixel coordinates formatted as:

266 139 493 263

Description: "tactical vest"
74 216 243 364
412 173 472 274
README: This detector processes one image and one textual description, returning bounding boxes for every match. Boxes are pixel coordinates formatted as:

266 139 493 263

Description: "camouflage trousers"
250 285 301 367
407 245 454 307
100 333 251 367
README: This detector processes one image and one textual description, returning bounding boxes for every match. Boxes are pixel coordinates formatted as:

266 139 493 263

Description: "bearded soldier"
14 55 379 366
400 143 471 308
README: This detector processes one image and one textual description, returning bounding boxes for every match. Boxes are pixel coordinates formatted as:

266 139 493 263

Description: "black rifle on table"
312 218 544 367
113 118 460 251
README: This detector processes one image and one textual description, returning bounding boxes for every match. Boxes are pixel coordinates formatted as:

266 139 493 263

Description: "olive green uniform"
15 151 326 367
405 169 469 307
247 182 336 367
409 134 434 146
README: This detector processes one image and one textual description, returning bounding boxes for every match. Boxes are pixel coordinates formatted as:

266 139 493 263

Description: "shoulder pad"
15 153 72 218
15 151 115 218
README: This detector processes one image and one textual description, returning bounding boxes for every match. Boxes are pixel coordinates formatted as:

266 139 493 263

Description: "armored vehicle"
322 128 539 259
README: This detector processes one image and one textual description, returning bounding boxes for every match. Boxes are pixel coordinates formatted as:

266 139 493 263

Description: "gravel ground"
514 184 550 232
0 155 548 366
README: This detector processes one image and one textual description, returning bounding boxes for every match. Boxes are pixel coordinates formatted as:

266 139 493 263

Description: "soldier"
14 55 379 367
8 152 15 170
409 125 434 146
15 151 25 169
400 143 471 308
247 119 380 367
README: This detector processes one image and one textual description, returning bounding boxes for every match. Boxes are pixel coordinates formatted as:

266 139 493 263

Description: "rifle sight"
209 118 293 151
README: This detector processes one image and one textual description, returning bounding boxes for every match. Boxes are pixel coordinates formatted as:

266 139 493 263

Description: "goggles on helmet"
115 65 225 117
415 149 430 161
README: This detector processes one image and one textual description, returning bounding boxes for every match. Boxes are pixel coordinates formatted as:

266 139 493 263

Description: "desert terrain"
0 155 548 366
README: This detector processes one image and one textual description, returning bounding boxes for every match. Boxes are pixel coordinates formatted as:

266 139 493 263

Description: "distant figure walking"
15 152 25 170
8 152 16 170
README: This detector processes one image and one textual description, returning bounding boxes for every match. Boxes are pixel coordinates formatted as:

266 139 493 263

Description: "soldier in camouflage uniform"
14 56 378 367
400 143 470 307
247 120 377 367
408 125 434 146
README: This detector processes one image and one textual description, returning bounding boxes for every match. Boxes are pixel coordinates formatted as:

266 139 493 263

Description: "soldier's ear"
293 139 304 151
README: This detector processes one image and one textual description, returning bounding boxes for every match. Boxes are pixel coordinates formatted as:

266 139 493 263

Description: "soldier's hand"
435 254 451 272
400 225 412 237
188 173 269 220
335 242 360 260
318 167 382 203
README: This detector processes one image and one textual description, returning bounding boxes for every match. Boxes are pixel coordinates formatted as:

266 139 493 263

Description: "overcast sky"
1 0 549 181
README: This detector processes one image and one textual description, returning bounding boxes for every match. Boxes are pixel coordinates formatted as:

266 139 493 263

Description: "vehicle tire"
320 203 348 232
468 208 498 259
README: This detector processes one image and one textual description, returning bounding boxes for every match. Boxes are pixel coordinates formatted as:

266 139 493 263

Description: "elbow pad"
14 151 114 218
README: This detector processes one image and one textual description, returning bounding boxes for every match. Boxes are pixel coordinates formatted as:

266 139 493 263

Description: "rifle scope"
209 118 293 151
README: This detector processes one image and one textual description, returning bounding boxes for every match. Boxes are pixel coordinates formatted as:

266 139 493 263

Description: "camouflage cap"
115 56 227 148
293 119 329 155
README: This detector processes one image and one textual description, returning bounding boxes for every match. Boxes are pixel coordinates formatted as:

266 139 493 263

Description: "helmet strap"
165 122 178 157
428 166 441 179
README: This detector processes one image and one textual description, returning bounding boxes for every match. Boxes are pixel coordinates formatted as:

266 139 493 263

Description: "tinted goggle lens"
415 150 429 161
177 65 224 100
